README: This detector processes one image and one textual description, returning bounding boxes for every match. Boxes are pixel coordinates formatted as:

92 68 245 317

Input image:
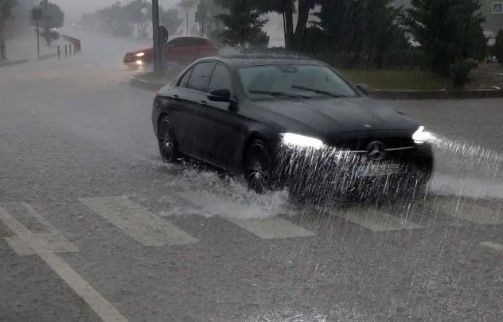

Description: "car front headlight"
135 52 145 57
412 126 434 144
281 133 324 149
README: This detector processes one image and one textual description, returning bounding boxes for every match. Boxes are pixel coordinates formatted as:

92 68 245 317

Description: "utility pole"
41 0 48 45
31 7 43 58
152 0 163 74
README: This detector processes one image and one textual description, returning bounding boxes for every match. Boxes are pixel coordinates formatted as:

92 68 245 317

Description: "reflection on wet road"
0 31 502 322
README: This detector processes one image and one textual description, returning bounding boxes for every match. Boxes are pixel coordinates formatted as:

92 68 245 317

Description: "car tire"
243 139 272 193
158 117 179 163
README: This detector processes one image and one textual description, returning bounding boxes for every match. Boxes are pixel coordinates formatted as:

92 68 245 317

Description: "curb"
0 59 29 67
129 76 503 100
369 89 503 100
130 77 165 91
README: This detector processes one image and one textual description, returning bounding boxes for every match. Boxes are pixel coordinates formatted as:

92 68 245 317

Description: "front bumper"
273 143 434 198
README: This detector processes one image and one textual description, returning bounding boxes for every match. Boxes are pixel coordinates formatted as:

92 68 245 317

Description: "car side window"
178 68 193 88
208 63 232 93
187 62 214 92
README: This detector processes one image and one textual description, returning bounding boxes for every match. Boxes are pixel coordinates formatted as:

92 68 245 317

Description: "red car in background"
124 36 219 67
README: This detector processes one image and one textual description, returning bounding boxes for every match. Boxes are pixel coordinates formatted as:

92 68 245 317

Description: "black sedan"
152 55 434 201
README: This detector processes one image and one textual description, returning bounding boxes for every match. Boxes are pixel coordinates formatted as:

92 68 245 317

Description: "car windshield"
238 64 357 100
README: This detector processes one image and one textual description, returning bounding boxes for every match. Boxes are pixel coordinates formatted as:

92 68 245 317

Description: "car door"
170 61 215 158
202 63 247 169
165 38 191 65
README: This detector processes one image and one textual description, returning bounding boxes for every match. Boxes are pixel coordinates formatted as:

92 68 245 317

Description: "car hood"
248 97 420 135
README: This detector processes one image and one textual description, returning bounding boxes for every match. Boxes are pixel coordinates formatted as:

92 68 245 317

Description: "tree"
360 0 408 68
45 2 64 29
261 0 321 49
0 0 17 60
98 3 133 37
313 0 364 53
406 0 486 75
159 7 184 36
125 0 150 38
178 0 196 35
495 30 503 65
216 0 268 50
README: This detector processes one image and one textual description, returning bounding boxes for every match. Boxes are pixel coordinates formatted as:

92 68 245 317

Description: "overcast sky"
52 0 180 20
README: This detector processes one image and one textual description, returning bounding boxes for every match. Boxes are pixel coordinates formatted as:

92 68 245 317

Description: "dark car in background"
124 36 219 67
152 55 434 202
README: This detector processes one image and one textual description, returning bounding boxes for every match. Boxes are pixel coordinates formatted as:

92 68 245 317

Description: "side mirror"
356 83 370 94
208 88 232 102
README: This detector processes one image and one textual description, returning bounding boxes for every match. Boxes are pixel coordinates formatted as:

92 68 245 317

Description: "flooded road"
0 31 502 321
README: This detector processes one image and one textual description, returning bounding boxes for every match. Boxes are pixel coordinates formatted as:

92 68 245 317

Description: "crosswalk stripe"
170 191 314 239
334 209 423 232
480 241 503 251
0 204 128 322
224 217 315 240
432 199 503 225
79 197 198 246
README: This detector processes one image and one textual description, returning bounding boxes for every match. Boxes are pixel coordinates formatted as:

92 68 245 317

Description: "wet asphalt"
0 32 502 322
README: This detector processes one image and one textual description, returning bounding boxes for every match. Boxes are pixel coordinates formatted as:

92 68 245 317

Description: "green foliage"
0 0 17 25
159 8 183 36
0 0 17 60
495 30 503 65
311 0 408 69
215 0 268 50
406 0 486 75
45 2 64 29
450 59 474 87
97 3 133 36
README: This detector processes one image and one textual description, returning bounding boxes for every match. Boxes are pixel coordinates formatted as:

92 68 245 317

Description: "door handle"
172 95 180 101
200 100 208 106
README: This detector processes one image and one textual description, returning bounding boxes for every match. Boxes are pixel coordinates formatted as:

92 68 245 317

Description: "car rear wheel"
243 140 272 193
158 117 179 163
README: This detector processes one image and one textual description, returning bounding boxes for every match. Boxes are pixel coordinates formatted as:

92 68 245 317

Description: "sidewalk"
1 32 60 66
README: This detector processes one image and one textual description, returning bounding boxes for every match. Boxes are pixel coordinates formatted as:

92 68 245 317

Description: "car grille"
325 132 417 163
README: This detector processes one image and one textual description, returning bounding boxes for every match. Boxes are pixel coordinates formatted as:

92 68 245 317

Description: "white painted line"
433 199 503 225
79 197 198 246
0 205 128 322
224 217 315 239
335 209 423 232
21 202 61 236
5 233 78 256
0 202 78 255
480 242 503 251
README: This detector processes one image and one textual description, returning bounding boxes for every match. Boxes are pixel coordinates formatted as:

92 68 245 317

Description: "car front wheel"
243 140 272 193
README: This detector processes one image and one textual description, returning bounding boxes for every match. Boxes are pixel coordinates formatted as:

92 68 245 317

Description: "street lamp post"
152 0 163 74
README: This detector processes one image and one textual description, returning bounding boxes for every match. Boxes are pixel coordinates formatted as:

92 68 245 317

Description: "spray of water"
426 132 503 200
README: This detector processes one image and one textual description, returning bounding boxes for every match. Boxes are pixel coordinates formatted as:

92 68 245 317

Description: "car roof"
168 36 210 41
202 54 322 68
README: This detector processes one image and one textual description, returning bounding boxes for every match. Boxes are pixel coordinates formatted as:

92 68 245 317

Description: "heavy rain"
0 0 502 321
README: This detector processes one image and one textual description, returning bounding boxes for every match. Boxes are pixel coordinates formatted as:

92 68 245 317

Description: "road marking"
433 199 503 225
80 197 198 246
5 233 78 256
224 217 315 239
0 205 128 322
0 202 78 255
169 190 314 240
335 209 423 232
480 241 503 251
